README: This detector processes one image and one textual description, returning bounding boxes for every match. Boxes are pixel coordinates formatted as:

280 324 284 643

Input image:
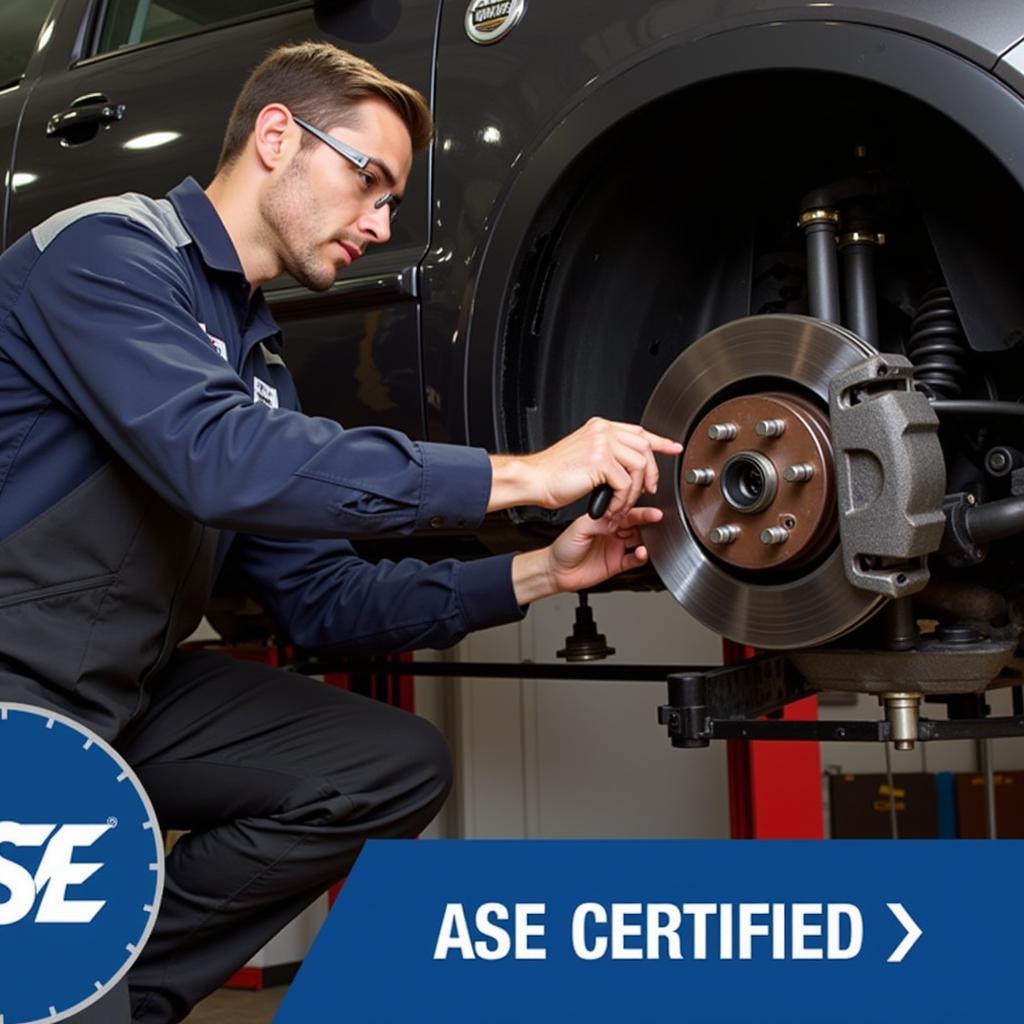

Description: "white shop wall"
418 591 730 840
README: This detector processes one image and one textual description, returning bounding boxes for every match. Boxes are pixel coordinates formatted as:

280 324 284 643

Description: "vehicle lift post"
722 642 823 839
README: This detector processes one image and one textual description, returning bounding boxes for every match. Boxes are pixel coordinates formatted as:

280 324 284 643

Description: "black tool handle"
588 484 613 519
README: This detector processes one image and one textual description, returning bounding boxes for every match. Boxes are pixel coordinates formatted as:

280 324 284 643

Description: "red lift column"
723 641 823 838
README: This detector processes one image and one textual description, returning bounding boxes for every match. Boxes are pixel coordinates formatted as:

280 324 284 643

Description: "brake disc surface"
641 314 886 649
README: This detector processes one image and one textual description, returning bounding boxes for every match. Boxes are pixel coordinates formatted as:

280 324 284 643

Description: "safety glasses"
293 115 400 222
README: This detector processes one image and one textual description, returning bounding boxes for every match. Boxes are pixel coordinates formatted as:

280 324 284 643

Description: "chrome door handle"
46 99 126 139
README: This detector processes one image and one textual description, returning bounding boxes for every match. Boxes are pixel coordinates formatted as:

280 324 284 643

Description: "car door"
0 0 63 247
7 0 441 439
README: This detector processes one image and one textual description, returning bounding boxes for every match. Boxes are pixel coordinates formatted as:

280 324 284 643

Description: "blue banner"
276 840 1023 1023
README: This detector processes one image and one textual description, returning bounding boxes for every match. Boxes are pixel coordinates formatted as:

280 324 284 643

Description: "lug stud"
755 418 786 438
783 463 814 482
686 467 716 485
707 423 738 441
709 525 740 544
760 526 790 545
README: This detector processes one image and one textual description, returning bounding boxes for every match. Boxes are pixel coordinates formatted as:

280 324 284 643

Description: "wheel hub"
681 391 836 571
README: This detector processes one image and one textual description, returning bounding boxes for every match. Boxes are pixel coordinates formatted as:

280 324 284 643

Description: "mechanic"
0 41 681 1024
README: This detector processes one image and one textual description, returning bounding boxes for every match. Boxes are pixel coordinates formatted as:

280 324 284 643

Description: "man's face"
262 97 414 292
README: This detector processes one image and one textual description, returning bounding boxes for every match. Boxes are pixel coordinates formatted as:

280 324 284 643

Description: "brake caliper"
828 353 946 597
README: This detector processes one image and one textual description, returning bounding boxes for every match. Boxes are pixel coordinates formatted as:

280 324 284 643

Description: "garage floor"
184 986 288 1023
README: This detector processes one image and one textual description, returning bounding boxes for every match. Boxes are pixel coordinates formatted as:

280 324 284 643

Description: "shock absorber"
799 207 841 323
907 286 970 398
838 220 883 349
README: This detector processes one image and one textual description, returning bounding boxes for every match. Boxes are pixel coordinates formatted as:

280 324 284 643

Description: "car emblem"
465 0 526 46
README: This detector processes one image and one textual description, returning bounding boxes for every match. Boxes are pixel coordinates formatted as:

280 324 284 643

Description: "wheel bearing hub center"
680 392 836 570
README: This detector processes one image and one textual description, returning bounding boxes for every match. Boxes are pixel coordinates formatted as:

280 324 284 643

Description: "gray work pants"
69 647 451 1024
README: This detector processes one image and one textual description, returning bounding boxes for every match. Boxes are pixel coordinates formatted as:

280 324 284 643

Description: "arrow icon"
886 903 922 962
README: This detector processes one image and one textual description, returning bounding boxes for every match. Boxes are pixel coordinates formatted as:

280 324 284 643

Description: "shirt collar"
167 177 246 278
168 177 284 352
247 293 285 353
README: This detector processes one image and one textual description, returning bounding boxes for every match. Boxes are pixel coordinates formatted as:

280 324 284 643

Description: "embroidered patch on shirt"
253 376 279 409
198 321 229 361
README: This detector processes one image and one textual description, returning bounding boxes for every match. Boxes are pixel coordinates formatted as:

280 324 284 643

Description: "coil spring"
907 286 969 398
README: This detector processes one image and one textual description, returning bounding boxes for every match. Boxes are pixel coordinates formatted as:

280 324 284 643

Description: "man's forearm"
510 548 557 606
487 454 538 512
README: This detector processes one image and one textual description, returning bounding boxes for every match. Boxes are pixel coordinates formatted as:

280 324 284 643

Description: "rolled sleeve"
415 441 492 531
456 552 527 633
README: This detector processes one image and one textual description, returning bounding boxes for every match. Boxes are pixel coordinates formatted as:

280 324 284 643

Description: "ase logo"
0 704 164 1024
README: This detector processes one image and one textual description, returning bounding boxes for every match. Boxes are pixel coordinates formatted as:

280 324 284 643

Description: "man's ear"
252 104 295 171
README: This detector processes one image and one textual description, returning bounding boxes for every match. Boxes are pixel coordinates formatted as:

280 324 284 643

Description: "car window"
94 0 304 55
0 0 54 89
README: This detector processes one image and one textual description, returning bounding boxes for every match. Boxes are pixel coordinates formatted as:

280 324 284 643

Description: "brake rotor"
641 314 886 649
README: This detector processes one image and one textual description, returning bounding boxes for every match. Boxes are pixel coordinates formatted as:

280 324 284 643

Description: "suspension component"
882 693 922 751
944 492 1024 550
984 446 1020 478
799 207 841 323
907 286 969 398
839 228 884 348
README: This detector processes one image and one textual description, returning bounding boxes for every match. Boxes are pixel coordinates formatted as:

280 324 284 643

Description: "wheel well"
498 69 1024 495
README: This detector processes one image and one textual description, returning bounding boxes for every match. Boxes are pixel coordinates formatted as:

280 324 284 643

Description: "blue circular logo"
0 704 164 1024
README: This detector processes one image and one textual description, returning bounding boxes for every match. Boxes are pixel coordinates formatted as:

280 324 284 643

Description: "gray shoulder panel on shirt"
31 194 191 252
259 343 287 368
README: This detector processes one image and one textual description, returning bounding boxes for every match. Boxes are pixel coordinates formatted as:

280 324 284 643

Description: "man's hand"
510 506 664 606
488 418 682 516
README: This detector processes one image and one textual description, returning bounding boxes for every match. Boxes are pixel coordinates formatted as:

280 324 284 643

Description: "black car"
5 0 1024 737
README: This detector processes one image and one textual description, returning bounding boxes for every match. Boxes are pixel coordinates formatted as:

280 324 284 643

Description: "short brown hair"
216 41 433 171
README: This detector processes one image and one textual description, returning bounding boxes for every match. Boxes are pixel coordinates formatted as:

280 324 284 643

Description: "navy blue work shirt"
0 177 525 652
